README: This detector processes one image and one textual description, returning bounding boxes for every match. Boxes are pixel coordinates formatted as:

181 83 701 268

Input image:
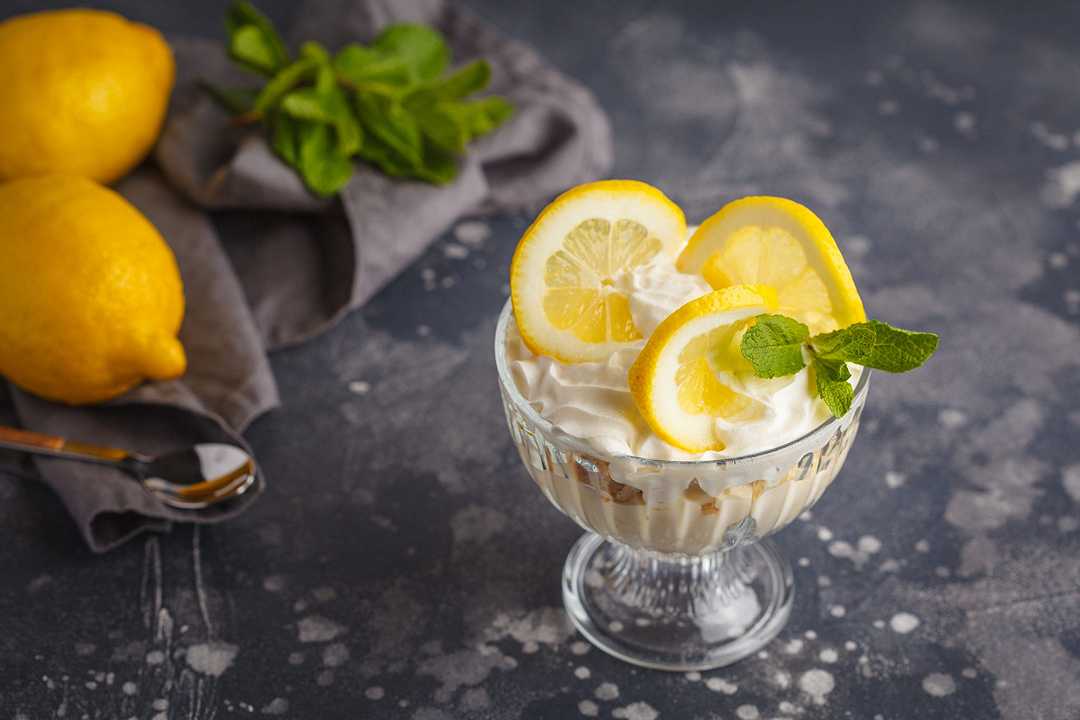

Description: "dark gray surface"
2 1 1080 718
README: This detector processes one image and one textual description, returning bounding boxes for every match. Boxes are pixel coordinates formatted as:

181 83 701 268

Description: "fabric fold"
2 0 612 552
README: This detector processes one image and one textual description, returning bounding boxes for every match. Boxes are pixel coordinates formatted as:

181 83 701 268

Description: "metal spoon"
0 425 256 510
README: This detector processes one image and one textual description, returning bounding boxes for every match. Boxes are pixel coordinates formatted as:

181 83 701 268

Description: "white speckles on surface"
817 527 834 542
954 111 976 136
1062 465 1080 503
784 639 804 655
830 605 846 618
443 243 469 259
819 648 839 663
1031 122 1070 151
612 701 659 720
594 682 620 701
348 380 371 395
574 666 591 679
454 221 491 248
365 686 385 700
735 705 760 720
962 667 978 679
923 673 957 697
261 697 288 715
297 616 346 643
705 677 738 695
578 699 599 717
322 642 349 668
684 671 701 681
799 669 835 705
1043 160 1080 208
915 540 931 553
262 575 285 592
858 536 882 554
487 607 573 653
890 612 921 634
939 408 967 428
122 681 137 696
145 650 165 665
451 505 508 548
185 642 238 677
1064 289 1080 314
570 641 591 656
885 471 906 489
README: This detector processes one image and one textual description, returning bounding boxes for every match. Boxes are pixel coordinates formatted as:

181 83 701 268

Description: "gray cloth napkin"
0 0 612 552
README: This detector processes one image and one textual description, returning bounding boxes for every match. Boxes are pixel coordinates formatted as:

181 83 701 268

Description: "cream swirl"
506 239 853 461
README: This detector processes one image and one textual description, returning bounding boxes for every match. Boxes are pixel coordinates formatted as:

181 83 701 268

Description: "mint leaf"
451 96 514 140
248 57 318 116
296 120 353 196
741 314 810 378
210 5 514 193
415 104 468 153
423 60 491 101
371 24 449 82
819 320 938 372
812 356 854 417
809 324 876 363
226 1 289 76
269 111 299 165
334 44 413 91
282 62 363 156
353 93 423 169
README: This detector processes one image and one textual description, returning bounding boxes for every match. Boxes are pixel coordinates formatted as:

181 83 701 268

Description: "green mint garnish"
205 1 514 196
740 314 939 417
739 314 810 378
812 355 854 417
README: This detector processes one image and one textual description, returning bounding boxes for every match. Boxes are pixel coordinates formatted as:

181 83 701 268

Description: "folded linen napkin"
0 0 612 552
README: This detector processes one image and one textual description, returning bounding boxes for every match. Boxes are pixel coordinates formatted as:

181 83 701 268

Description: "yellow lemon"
677 196 865 334
0 9 174 183
510 180 687 363
0 175 186 405
628 286 777 453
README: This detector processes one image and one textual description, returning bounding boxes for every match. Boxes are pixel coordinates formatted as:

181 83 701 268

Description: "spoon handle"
0 425 131 466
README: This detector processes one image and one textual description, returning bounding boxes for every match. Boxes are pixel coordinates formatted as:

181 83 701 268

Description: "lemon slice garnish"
677 196 864 334
510 180 686 362
628 285 778 453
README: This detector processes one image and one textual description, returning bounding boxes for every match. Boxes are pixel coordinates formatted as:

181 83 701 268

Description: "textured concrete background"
2 1 1080 718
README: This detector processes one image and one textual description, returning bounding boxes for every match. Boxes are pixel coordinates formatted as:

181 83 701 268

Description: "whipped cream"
506 235 855 461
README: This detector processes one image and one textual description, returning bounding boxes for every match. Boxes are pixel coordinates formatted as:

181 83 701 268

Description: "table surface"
2 1 1080 718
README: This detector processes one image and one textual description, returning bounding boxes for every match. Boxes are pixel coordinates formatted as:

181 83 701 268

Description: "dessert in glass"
496 181 870 670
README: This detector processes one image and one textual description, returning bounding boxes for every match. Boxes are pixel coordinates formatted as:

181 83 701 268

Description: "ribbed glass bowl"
495 301 869 670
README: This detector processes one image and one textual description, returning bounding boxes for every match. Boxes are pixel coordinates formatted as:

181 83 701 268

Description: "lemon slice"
677 196 865 334
628 285 777 453
511 180 687 362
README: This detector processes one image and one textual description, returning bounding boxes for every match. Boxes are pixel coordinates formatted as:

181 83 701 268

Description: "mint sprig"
205 1 514 196
740 315 938 417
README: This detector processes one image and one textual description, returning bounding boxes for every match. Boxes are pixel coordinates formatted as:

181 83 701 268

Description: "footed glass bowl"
495 302 869 670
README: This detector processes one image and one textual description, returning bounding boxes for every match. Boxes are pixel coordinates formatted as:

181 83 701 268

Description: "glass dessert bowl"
495 303 870 671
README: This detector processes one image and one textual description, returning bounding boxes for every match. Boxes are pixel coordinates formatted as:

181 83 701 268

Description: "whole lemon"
0 175 186 405
0 9 174 184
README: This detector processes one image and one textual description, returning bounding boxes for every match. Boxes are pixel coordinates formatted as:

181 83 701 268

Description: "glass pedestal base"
562 533 794 671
